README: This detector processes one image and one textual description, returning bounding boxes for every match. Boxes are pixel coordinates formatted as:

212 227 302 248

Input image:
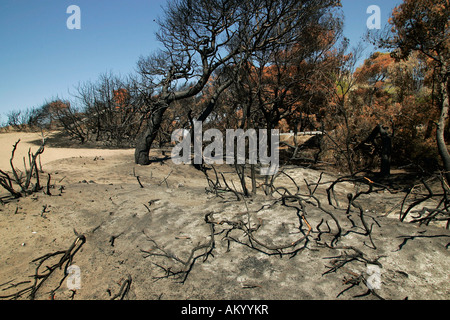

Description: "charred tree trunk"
134 102 169 165
356 124 392 177
379 126 392 177
436 77 450 184
132 0 342 166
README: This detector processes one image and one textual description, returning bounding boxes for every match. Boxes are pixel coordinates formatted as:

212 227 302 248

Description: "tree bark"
134 103 169 165
436 78 450 184
356 124 392 177
379 126 392 177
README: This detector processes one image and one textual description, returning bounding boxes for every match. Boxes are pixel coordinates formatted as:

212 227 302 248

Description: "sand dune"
0 131 134 169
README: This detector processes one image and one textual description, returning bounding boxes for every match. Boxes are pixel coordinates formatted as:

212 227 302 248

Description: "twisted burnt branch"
210 203 312 258
0 235 86 300
0 139 48 199
395 175 450 227
395 232 450 251
322 245 386 299
141 213 216 284
110 275 132 300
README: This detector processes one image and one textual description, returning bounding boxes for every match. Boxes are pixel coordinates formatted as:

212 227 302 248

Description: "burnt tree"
134 0 343 165
356 124 393 177
376 0 450 182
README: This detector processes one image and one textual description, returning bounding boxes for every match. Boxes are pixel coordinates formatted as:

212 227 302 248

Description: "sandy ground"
0 131 134 169
0 131 449 300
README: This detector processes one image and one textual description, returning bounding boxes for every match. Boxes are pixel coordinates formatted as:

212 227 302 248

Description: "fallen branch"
46 173 52 195
141 213 215 284
322 245 385 299
158 170 173 187
133 167 144 188
395 233 450 251
0 235 86 300
110 275 132 300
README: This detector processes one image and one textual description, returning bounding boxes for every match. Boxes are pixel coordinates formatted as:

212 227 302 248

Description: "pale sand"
0 131 134 169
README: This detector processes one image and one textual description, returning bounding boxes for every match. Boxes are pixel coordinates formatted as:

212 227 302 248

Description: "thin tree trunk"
250 164 256 195
355 124 392 177
436 79 450 184
379 126 392 177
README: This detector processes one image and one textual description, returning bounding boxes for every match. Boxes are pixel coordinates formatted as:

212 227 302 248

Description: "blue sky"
0 0 402 120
